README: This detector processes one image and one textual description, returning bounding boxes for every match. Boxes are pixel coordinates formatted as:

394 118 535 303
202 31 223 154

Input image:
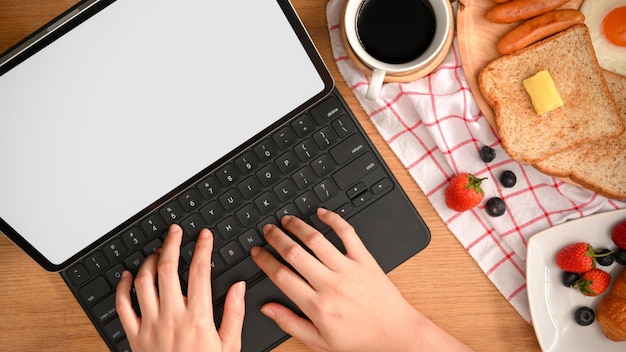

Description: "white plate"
527 208 626 351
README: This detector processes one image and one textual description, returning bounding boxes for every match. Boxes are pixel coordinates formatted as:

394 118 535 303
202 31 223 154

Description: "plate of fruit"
526 208 626 351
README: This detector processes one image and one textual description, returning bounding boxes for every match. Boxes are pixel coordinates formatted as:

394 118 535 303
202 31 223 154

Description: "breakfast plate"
526 208 626 351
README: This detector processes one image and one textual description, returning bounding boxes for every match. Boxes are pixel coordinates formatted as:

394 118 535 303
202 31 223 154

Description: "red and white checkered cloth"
326 0 626 323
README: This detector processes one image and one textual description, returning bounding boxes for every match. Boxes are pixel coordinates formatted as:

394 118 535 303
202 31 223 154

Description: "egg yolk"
603 6 626 47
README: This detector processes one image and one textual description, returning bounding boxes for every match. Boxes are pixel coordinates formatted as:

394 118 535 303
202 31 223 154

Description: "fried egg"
580 0 626 76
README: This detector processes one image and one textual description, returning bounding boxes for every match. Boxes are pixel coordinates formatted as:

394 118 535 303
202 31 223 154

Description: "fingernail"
261 305 276 319
318 207 329 215
250 246 261 257
262 223 274 234
235 281 246 299
198 228 212 239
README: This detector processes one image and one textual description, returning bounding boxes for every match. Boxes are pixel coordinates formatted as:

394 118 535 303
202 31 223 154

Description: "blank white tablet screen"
0 0 326 265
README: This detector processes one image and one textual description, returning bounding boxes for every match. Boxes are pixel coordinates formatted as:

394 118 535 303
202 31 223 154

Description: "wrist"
393 308 473 352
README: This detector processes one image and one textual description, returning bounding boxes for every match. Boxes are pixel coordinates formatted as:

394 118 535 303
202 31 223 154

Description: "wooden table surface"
0 1 542 351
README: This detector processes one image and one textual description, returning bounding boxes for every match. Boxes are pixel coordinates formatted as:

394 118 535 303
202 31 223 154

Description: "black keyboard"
60 91 396 351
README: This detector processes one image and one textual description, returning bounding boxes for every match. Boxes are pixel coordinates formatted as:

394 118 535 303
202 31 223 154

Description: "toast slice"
534 70 626 200
478 24 624 163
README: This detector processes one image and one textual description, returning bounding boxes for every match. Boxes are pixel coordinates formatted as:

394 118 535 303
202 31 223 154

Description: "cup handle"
366 68 386 100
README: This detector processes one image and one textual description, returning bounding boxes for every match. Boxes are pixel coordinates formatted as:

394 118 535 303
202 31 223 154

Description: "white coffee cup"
342 0 453 100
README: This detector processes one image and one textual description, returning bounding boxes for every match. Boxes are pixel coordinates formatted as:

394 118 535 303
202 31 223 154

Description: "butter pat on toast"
534 70 626 200
478 24 624 163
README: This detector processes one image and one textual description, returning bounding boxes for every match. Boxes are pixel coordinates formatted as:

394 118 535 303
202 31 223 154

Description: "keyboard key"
329 133 367 165
104 317 125 342
67 264 90 286
92 294 117 323
159 201 184 225
218 188 242 212
116 339 131 352
311 154 335 177
314 179 339 202
105 263 125 287
331 116 355 137
347 182 368 199
254 139 277 163
84 251 108 275
372 178 392 194
103 239 127 262
273 179 298 202
257 216 278 234
237 176 262 199
291 114 315 137
272 125 297 148
238 228 263 252
294 139 319 162
143 238 163 255
352 191 372 207
140 214 166 238
178 189 202 212
124 251 145 275
212 256 262 301
235 204 259 228
254 191 280 215
276 203 300 219
335 203 354 217
181 241 196 265
310 96 342 125
199 200 224 224
219 241 245 265
79 276 110 304
211 252 226 276
197 175 222 199
295 191 319 215
256 163 280 187
292 166 316 190
180 213 206 239
217 216 241 240
216 163 240 188
275 151 299 174
234 151 259 174
121 227 145 250
309 212 329 232
312 126 337 149
332 152 378 189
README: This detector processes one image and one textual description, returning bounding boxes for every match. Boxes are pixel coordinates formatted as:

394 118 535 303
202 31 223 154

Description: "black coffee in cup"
356 0 436 64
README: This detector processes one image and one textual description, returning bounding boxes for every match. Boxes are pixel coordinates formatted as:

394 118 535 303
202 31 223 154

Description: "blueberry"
485 197 506 217
479 146 496 163
562 271 580 287
595 248 615 266
614 248 626 265
499 170 517 188
574 307 595 326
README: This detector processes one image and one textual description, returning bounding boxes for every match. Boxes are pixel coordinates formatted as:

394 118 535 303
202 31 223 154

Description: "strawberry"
611 219 626 250
444 173 486 212
574 269 611 296
555 242 597 273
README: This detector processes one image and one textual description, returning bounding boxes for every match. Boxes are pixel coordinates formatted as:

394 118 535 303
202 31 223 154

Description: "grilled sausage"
486 0 571 23
496 9 585 54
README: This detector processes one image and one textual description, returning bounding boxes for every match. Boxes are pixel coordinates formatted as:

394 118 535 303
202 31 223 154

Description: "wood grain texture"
0 1 540 351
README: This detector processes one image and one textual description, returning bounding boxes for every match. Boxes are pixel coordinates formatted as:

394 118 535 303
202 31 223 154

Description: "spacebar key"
212 256 261 301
